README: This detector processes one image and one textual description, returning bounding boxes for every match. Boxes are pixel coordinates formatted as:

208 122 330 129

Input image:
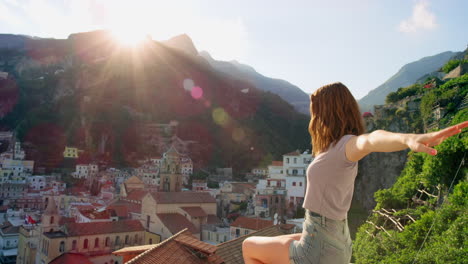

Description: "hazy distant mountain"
199 51 310 115
162 34 310 114
359 51 460 112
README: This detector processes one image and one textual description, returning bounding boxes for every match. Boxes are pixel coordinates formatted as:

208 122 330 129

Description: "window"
207 232 211 240
95 238 99 248
59 241 65 252
146 215 150 228
294 158 297 164
299 182 303 187
84 239 88 249
125 235 129 244
115 236 120 246
72 240 77 250
286 158 289 163
134 234 138 244
292 182 296 186
244 230 248 235
216 234 219 242
149 238 153 245
105 237 110 247
50 216 54 224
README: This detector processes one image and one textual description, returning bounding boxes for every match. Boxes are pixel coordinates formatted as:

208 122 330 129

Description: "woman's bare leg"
242 233 301 264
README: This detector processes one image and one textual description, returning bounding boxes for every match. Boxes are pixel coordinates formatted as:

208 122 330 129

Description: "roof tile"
65 220 144 236
181 207 207 217
157 213 198 234
230 217 273 231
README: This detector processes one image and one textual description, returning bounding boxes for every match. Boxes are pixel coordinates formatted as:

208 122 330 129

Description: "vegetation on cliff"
353 72 468 263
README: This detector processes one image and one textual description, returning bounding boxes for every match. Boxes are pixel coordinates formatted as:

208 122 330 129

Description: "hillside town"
0 126 311 264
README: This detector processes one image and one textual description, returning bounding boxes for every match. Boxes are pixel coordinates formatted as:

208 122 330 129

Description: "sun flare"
110 26 150 47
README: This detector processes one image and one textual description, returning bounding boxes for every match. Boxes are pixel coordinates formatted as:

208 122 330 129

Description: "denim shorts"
289 210 352 264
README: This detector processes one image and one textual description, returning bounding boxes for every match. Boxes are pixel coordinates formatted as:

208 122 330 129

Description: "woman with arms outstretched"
242 82 468 264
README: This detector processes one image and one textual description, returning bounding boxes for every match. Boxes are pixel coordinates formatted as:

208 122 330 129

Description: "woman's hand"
347 121 468 162
405 121 468 155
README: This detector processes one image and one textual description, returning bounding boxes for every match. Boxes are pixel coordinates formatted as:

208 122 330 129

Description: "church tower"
159 146 183 192
41 196 60 233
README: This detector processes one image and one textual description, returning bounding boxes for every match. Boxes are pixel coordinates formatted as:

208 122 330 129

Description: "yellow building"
63 147 80 159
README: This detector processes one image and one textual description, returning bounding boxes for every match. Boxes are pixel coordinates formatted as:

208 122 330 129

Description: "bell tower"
159 146 183 192
41 196 60 233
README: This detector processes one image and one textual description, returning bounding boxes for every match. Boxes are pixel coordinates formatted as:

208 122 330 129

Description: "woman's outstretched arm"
346 121 468 162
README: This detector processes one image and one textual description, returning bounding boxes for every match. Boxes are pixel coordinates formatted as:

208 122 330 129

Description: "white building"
0 221 19 264
73 164 98 179
267 161 284 179
27 176 47 190
283 150 313 207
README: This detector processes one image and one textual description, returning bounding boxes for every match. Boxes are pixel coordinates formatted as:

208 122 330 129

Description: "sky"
0 0 466 99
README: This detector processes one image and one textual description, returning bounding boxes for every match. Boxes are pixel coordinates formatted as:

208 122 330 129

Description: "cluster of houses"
0 128 313 264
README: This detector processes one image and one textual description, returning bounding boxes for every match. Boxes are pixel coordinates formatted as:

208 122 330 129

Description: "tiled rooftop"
230 217 273 231
126 189 149 201
118 229 223 264
64 219 144 236
181 206 207 217
271 161 283 166
157 213 198 234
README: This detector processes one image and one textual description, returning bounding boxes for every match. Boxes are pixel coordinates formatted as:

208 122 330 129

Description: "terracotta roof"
230 217 273 231
126 189 149 201
65 220 144 236
157 213 198 234
181 207 207 217
79 209 110 220
271 161 283 166
284 150 300 156
216 225 293 264
122 229 223 264
175 233 217 254
150 191 216 204
109 200 142 216
49 253 93 264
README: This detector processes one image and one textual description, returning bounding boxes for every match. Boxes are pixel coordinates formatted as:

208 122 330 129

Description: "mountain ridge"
359 51 460 112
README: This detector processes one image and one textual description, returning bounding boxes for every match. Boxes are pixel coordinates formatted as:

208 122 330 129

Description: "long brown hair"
309 82 365 155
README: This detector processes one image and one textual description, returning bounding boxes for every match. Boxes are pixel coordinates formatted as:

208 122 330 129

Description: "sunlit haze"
0 0 467 98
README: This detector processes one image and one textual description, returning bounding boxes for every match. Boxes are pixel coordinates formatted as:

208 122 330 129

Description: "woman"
242 82 468 264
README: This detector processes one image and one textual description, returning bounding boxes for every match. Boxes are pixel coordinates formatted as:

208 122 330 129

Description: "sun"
110 26 150 47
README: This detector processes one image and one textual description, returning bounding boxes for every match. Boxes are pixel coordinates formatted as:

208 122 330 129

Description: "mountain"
161 34 310 114
199 51 310 114
358 51 460 112
0 31 310 173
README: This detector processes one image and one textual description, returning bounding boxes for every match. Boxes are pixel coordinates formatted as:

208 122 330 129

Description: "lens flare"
232 128 245 142
212 108 229 127
183 79 195 91
191 86 203 99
